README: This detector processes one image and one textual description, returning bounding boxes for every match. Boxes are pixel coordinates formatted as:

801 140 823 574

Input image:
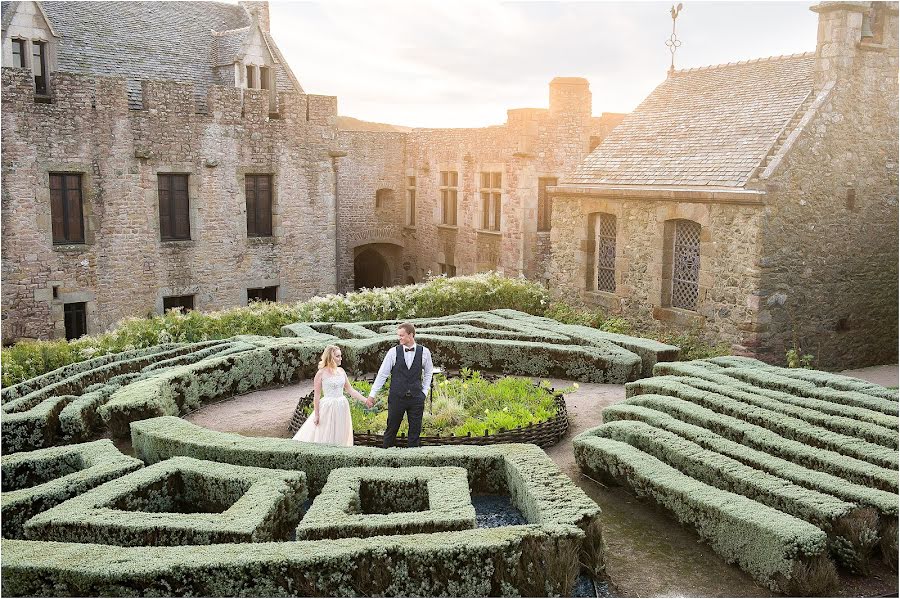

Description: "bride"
292 345 372 447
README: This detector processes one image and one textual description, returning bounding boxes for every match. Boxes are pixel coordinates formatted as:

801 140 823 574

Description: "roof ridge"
672 51 815 75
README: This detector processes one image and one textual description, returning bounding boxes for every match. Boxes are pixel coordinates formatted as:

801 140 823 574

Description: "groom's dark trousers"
383 345 426 448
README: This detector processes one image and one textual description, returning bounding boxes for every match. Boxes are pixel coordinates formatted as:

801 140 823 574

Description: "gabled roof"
25 1 303 106
1 0 58 36
562 53 815 189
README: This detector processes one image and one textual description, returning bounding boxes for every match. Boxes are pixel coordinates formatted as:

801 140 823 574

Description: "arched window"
666 219 701 310
595 214 617 292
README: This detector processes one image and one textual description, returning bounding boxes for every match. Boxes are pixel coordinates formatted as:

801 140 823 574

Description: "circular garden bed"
288 369 570 447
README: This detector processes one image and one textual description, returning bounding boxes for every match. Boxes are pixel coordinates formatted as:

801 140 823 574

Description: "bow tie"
404 347 415 352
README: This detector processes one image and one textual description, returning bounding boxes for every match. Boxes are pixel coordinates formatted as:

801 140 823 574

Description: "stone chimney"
240 1 270 33
549 77 591 118
810 1 869 88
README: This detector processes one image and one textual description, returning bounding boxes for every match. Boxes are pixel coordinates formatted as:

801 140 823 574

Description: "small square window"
247 286 277 304
163 295 194 313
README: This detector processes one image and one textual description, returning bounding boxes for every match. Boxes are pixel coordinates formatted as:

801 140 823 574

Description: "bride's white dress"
292 369 353 447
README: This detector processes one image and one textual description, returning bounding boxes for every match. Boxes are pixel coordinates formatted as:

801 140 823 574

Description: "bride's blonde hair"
318 345 340 370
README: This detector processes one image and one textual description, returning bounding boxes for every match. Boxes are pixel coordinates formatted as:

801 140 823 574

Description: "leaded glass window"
672 220 701 310
595 214 616 292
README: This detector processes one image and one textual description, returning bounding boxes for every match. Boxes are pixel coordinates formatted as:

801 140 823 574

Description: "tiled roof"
563 53 815 188
26 2 302 106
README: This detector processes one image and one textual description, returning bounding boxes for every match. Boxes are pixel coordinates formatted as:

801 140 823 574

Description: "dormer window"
246 64 255 88
11 39 26 68
260 66 270 90
32 41 47 95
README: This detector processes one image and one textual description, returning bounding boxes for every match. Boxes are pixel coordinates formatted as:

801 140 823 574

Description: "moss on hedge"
1 440 143 539
24 456 307 546
296 466 475 540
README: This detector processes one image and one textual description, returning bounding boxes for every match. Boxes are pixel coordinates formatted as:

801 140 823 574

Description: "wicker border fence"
287 373 569 448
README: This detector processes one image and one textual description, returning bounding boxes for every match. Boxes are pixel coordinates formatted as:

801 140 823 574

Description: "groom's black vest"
389 345 425 402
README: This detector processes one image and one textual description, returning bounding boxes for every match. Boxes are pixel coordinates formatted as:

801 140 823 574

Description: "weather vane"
666 3 683 76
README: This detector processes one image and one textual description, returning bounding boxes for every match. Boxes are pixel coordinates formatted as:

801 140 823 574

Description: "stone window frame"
405 173 417 228
580 205 624 314
237 168 279 244
49 172 85 245
478 170 502 232
156 287 200 316
592 213 617 293
438 169 459 227
537 176 558 233
10 37 27 68
50 288 96 341
661 218 702 312
245 174 274 238
38 162 97 252
375 188 393 211
63 301 87 340
151 166 202 247
243 278 281 305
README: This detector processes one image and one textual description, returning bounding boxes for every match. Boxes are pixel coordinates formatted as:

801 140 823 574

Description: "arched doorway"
354 248 390 290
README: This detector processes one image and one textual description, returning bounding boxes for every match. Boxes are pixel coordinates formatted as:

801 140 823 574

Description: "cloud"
270 0 817 128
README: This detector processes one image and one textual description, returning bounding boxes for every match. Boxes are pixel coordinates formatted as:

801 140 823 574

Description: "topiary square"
295 466 476 540
1 440 143 539
23 456 306 546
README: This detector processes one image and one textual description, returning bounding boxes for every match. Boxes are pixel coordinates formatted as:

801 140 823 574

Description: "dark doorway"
354 248 390 290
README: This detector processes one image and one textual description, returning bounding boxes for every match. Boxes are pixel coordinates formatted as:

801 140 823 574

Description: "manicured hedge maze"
3 417 605 597
1 309 635 596
1 310 677 453
574 356 899 595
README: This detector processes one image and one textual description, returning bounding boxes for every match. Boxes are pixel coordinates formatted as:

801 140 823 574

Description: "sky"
269 1 820 128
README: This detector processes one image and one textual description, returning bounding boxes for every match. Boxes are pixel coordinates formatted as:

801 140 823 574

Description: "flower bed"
575 357 899 594
288 370 570 448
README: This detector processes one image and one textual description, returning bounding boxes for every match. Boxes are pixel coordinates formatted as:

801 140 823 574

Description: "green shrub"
621 394 898 493
573 435 834 594
295 466 475 540
1 440 143 539
316 370 562 437
627 378 898 469
24 456 307 546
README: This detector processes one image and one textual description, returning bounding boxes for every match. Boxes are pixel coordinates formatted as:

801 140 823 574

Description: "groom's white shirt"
368 343 434 398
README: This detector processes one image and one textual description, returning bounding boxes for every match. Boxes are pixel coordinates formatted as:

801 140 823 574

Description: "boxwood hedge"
1 440 143 539
296 466 475 540
24 456 307 546
2 416 604 597
575 358 899 589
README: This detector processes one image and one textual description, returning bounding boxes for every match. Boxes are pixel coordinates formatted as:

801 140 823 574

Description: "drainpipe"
329 150 347 293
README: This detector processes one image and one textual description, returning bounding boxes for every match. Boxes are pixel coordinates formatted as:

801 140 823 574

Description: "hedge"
620 394 898 493
626 378 898 469
2 416 603 597
600 403 898 517
653 362 898 430
1 440 143 539
633 373 897 447
24 456 306 546
295 466 476 540
703 356 899 401
587 420 879 571
573 435 835 594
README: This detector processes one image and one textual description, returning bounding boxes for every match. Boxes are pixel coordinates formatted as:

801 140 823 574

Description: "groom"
368 322 434 448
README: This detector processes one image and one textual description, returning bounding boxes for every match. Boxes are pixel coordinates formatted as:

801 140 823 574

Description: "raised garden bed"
288 370 570 448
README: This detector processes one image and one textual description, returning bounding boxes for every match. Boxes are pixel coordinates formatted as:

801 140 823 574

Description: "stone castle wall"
1 68 340 341
753 4 899 368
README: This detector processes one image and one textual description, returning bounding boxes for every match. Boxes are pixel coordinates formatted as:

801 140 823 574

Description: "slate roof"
3 2 303 108
562 53 816 188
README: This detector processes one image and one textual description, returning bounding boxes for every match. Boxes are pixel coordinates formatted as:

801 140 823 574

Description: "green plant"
786 347 815 369
310 369 562 437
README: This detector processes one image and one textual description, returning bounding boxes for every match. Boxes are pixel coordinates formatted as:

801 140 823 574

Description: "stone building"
1 0 344 341
335 80 623 290
550 1 898 368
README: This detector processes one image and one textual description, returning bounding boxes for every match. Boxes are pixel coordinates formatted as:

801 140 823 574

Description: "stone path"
185 366 899 597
